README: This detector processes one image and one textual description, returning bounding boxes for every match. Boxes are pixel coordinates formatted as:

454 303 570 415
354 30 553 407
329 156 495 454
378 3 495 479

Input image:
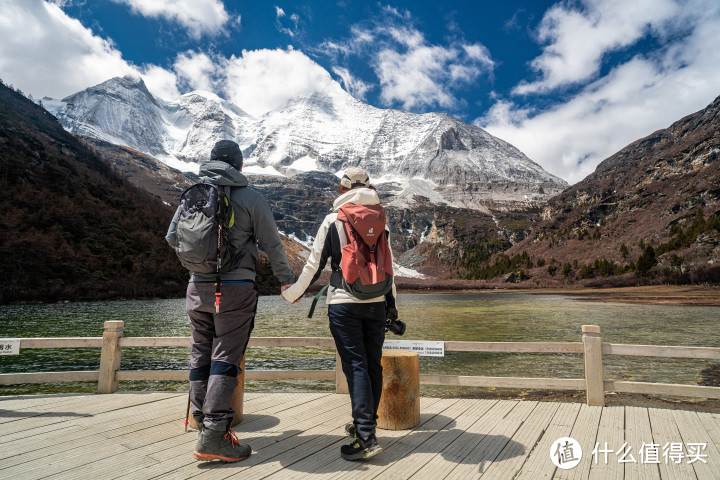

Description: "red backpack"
336 202 394 299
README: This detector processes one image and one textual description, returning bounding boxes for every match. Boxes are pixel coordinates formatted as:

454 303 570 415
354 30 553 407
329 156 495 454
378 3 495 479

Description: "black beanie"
210 140 243 169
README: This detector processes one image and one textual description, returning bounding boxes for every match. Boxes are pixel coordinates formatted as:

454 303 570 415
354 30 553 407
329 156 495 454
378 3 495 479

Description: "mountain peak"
48 76 568 210
75 75 153 101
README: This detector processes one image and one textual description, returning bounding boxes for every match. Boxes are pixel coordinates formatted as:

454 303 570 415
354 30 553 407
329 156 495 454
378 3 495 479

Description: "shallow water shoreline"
397 285 720 306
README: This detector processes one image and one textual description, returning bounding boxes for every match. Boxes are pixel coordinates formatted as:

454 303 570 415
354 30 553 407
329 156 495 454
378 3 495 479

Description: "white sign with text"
382 340 444 357
0 339 20 355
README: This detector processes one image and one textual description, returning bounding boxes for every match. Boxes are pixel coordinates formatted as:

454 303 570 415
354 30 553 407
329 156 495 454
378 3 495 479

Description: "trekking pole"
184 391 191 432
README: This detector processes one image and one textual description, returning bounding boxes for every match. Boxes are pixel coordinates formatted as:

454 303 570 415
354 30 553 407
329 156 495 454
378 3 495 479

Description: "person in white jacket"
282 167 397 461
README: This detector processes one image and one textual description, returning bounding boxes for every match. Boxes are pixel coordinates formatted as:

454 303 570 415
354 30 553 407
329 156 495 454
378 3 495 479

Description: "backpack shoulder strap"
334 219 348 246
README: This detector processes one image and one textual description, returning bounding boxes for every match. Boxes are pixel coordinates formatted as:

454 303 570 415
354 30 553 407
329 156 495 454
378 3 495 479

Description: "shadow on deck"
0 392 719 479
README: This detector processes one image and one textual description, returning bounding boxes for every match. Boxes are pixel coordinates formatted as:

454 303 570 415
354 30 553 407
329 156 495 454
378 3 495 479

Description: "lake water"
1 293 719 396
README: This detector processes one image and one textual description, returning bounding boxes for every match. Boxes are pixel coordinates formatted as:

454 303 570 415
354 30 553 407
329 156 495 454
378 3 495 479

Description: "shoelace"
224 429 240 448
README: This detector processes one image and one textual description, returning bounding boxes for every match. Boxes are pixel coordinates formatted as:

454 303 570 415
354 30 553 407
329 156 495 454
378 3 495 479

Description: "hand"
281 284 300 304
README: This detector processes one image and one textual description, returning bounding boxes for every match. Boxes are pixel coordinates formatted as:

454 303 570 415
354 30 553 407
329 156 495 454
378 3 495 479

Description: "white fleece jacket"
281 188 397 305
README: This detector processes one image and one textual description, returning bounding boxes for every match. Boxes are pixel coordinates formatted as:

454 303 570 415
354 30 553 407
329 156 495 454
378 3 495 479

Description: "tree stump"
189 356 245 429
377 350 420 430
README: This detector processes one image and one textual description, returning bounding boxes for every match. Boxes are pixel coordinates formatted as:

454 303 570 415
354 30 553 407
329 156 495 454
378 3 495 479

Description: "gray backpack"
175 183 239 275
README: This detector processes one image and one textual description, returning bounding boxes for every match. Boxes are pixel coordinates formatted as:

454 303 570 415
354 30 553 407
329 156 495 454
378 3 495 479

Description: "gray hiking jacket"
165 161 295 285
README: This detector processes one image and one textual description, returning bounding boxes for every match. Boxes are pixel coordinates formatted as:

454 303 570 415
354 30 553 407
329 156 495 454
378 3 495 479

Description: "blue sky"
1 0 720 183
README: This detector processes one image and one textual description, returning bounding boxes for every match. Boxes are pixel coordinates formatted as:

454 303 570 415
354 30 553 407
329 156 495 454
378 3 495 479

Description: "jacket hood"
332 188 380 211
198 160 249 187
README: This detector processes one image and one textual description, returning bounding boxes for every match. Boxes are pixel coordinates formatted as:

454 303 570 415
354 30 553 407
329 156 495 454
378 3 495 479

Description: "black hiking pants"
329 301 386 439
186 281 257 432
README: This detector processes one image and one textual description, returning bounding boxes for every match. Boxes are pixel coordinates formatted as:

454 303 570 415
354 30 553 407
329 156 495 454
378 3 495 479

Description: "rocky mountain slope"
0 81 316 303
45 75 566 211
0 80 187 303
490 95 720 286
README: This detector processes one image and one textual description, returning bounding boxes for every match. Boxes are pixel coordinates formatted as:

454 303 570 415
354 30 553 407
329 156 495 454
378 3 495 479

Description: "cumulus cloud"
141 64 180 99
514 0 679 94
0 0 178 99
480 0 720 184
174 50 218 92
222 48 338 116
318 8 493 111
112 0 230 37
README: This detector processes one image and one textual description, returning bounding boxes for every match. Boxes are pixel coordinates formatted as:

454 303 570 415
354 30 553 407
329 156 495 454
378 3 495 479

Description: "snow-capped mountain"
45 75 567 209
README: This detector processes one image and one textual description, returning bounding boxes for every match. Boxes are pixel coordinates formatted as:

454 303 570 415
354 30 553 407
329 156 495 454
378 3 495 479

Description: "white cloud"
0 1 179 100
140 64 180 99
174 51 218 92
318 9 494 111
515 0 679 94
113 0 229 37
480 0 720 184
274 6 300 37
222 48 338 116
332 66 370 100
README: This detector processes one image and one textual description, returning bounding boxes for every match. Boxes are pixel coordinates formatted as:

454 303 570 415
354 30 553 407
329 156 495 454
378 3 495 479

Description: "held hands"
280 284 301 304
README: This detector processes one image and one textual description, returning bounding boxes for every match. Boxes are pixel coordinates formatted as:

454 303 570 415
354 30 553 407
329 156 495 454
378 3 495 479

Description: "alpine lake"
1 293 719 398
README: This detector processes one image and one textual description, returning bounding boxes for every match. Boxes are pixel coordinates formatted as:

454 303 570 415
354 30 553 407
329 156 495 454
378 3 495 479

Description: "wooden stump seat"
377 350 420 430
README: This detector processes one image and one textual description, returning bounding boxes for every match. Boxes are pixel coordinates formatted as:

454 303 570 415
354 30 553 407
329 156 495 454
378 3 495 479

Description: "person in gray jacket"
166 140 295 462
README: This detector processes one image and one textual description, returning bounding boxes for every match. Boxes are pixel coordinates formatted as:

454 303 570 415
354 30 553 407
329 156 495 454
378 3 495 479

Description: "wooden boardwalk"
1 392 719 479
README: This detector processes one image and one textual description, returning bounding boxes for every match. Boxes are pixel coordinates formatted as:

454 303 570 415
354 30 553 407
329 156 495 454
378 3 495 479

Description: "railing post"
582 325 605 406
98 321 124 394
335 350 348 394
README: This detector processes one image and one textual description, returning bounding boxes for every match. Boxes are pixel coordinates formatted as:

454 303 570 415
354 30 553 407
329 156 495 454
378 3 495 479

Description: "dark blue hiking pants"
328 301 386 439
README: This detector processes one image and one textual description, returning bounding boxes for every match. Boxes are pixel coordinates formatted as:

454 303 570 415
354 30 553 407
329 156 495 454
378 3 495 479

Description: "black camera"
385 307 405 336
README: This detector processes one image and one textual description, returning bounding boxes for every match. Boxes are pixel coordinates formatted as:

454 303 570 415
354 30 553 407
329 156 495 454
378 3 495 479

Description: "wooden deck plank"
368 398 503 480
1 392 300 479
65 406 352 480
513 401 582 480
305 398 463 480
671 409 720 479
192 403 361 480
443 400 537 480
696 412 720 453
330 399 479 480
4 392 720 479
648 407 698 480
0 391 278 452
0 392 90 411
110 393 352 480
588 406 624 480
404 399 502 480
553 403 603 480
477 401 561 479
624 406 661 480
0 392 181 442
37 394 333 479
262 397 445 480
0 395 186 462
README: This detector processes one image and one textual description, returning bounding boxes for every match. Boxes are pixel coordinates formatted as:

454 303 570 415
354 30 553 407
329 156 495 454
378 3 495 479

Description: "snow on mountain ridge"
46 76 568 208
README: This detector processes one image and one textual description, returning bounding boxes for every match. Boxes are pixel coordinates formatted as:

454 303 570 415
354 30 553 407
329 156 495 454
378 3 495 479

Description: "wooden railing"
2 322 720 406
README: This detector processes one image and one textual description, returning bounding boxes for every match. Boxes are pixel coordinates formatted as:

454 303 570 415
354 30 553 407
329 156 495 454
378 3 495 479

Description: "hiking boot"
344 423 356 437
341 433 382 461
194 428 251 462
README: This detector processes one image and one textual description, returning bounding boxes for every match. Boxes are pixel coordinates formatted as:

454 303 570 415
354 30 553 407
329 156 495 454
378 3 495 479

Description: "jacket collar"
198 160 249 187
332 188 380 211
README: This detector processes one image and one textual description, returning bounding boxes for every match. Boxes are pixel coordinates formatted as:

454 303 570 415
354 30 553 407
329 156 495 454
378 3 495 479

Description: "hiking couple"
166 140 397 463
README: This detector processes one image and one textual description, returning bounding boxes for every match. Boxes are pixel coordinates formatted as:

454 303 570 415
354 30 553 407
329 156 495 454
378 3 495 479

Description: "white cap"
340 167 370 189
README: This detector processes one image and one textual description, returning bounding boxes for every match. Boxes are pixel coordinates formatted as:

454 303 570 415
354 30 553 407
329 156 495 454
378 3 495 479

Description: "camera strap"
307 284 330 318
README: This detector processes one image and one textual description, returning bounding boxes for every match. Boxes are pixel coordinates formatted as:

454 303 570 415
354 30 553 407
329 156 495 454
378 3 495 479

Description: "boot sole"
193 452 250 463
341 445 382 461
